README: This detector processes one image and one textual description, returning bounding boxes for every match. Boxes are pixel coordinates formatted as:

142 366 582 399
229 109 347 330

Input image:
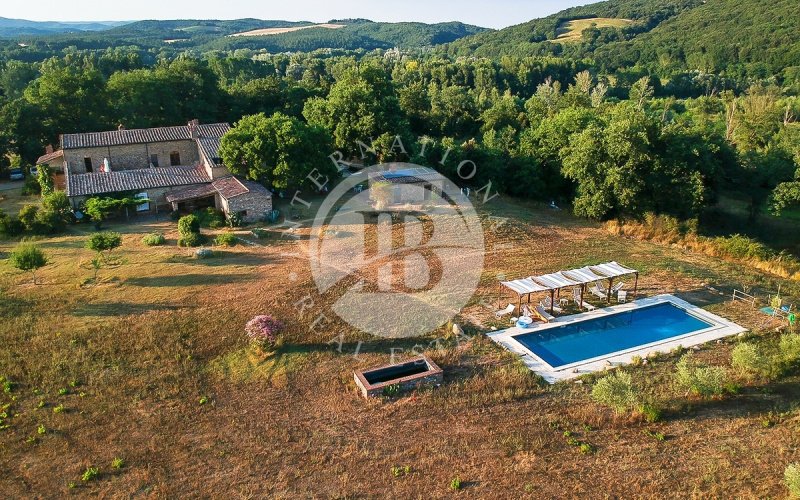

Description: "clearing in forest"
230 23 346 37
555 17 634 42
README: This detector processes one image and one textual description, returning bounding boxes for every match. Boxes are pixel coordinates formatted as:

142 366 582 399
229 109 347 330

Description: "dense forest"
0 0 798 252
1 18 487 55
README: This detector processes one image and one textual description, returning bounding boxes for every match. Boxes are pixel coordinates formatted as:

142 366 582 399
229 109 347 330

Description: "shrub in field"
0 209 24 237
178 215 204 247
780 334 800 369
731 342 776 381
178 214 200 234
214 232 238 247
675 353 729 397
81 466 99 482
40 191 73 230
786 463 800 498
142 233 166 246
591 370 639 414
391 465 411 477
86 232 122 261
17 204 41 232
179 232 204 247
194 207 226 229
245 315 284 352
226 211 244 228
9 242 48 284
638 403 662 423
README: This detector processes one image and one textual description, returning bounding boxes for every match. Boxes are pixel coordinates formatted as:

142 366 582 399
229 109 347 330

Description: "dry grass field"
0 190 798 497
555 18 634 43
230 24 346 38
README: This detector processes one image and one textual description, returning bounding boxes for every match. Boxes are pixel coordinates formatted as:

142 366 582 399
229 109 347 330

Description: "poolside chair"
589 281 607 299
521 304 534 319
610 281 626 295
573 287 596 311
534 304 556 323
495 303 515 318
540 296 562 314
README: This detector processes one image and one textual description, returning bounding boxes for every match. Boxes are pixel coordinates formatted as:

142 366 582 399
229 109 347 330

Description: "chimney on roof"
45 144 54 154
118 123 126 131
188 119 200 139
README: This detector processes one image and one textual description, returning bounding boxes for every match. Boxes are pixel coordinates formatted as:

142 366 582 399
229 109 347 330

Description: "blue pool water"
513 302 713 368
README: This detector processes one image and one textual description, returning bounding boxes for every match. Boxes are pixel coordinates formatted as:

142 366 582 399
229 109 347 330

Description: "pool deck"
488 294 747 383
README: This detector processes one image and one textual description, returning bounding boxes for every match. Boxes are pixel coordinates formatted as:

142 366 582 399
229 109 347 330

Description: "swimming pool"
512 302 714 369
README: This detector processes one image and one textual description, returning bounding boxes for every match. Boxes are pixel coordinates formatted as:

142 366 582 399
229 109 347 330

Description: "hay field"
0 190 798 497
230 23 346 37
556 17 634 43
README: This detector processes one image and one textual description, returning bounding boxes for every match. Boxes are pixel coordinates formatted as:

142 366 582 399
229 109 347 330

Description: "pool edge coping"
487 294 747 383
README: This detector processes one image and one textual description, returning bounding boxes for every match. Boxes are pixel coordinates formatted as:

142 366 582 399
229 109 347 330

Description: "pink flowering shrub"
245 315 283 351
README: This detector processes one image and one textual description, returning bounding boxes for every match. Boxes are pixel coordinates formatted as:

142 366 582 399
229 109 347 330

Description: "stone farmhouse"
36 120 272 223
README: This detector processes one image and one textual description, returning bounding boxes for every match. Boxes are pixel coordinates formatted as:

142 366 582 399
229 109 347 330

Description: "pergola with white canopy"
498 261 639 314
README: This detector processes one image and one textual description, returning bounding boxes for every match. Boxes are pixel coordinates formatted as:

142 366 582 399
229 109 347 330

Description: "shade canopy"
534 272 580 289
500 277 551 295
500 261 639 296
562 266 607 284
589 261 639 279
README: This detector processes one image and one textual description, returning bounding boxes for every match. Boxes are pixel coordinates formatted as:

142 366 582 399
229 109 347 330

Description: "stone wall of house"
69 185 203 215
64 140 199 174
199 151 230 180
226 191 273 223
391 181 444 204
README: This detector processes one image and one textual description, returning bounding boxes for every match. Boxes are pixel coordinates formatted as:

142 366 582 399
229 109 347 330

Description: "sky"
2 0 590 29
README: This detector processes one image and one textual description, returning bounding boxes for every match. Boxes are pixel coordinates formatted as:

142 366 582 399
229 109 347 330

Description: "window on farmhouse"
84 157 93 172
170 151 181 166
150 154 159 167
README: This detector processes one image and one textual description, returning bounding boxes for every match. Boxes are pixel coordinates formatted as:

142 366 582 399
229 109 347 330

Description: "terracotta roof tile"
36 150 64 165
211 176 249 199
61 123 230 150
66 166 211 197
165 183 218 203
197 137 224 166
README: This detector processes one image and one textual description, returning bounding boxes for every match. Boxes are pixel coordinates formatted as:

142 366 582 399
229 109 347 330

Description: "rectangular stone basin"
354 355 443 398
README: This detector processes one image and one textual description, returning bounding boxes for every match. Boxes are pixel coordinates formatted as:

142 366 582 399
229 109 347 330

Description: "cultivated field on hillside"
556 17 634 42
0 189 798 497
230 23 346 37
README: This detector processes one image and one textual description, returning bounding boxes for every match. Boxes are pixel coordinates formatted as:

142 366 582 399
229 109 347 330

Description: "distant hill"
445 0 703 57
0 17 128 36
5 18 489 52
445 0 800 78
594 0 800 75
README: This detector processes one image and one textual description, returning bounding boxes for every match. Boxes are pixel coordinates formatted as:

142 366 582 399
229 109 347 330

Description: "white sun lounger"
573 287 596 311
495 303 515 318
540 296 562 314
534 304 556 323
589 282 607 299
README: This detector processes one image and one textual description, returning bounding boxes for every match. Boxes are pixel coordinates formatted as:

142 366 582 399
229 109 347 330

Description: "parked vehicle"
9 168 24 181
